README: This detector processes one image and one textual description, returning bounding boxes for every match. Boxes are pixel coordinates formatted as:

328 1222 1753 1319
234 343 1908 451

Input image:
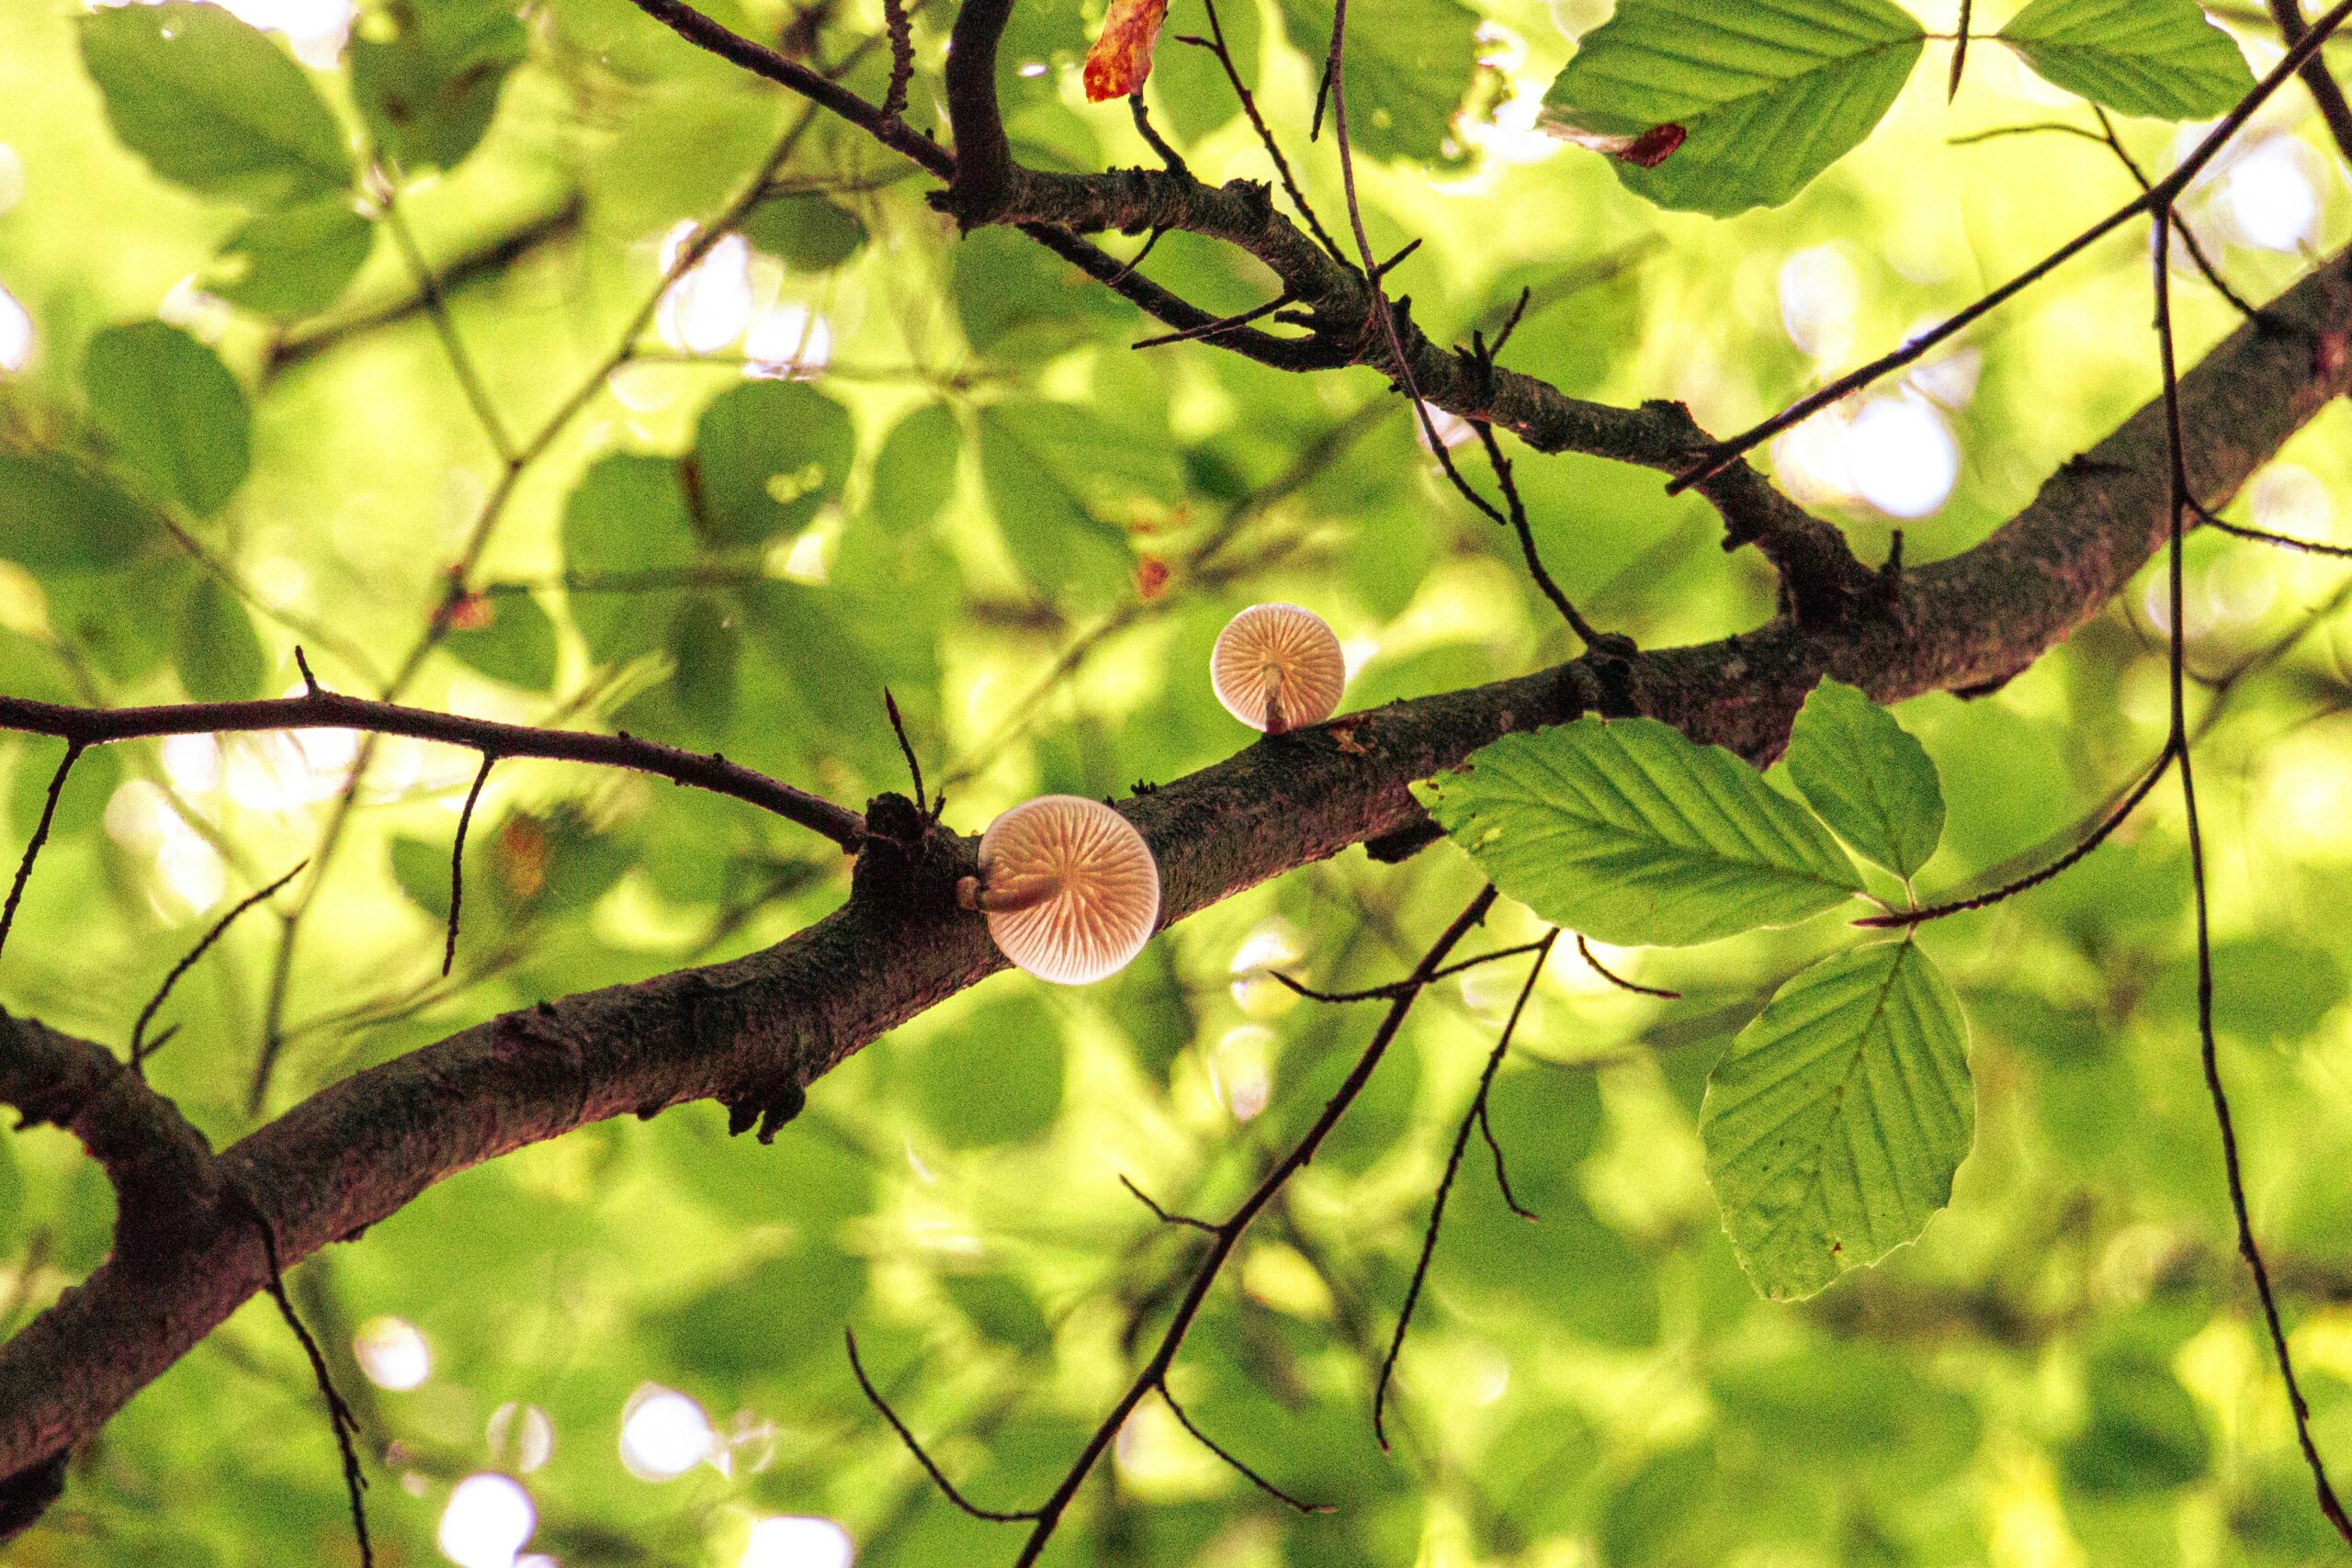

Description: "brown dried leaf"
1083 0 1171 102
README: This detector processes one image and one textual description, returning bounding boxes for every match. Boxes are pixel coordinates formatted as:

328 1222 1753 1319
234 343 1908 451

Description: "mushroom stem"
1263 667 1288 735
968 872 1063 915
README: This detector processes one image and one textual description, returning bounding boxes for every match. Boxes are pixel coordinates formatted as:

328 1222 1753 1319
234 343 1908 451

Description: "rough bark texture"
1 247 2346 1499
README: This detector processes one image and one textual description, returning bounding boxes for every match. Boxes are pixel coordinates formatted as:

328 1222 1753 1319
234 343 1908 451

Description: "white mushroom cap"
967 795 1161 985
1212 604 1345 734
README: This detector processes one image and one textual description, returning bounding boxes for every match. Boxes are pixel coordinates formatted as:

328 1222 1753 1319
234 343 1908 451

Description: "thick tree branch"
0 1012 222 1261
1 245 2348 1517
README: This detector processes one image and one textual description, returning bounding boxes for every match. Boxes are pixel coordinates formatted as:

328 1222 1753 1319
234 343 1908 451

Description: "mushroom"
957 795 1161 985
1211 604 1346 734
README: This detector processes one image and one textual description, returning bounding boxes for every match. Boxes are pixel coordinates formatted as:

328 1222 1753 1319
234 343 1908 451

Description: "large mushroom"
1211 604 1346 734
958 795 1161 985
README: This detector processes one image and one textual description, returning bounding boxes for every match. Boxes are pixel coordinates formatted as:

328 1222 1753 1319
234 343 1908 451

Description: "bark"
1 245 2346 1506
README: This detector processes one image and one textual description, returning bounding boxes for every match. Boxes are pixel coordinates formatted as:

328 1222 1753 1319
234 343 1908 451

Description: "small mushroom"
1211 604 1345 734
957 795 1161 985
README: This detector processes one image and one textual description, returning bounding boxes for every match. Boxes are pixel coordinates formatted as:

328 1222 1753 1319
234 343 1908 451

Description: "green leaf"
668 599 740 744
390 832 456 922
560 453 698 662
1415 717 1863 947
865 403 961 534
80 3 353 208
909 994 1065 1147
2060 1343 2212 1495
1782 679 1944 879
688 380 854 547
84 322 251 516
942 1270 1054 1353
0 1135 21 1254
662 1246 865 1379
739 193 869 272
1542 0 1926 216
1700 940 1973 1300
211 198 375 319
351 0 528 172
8 740 122 844
1274 0 1478 162
1996 0 2256 120
1151 0 1261 144
978 401 1170 604
0 456 156 573
952 225 1133 358
447 590 558 690
174 576 269 701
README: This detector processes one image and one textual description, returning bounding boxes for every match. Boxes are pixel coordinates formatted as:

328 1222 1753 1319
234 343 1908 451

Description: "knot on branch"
0 1454 64 1541
724 1081 808 1144
0 1011 222 1262
849 792 974 919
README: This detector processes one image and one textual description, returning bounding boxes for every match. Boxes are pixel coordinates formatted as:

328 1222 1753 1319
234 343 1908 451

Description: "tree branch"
2273 0 2352 167
1 243 2348 1517
0 689 865 851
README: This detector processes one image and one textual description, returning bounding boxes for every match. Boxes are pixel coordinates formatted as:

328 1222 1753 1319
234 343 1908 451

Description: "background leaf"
446 591 558 690
560 453 700 663
80 3 353 207
1782 678 1944 878
1273 0 1478 163
83 322 251 517
739 194 869 272
350 0 528 172
211 199 375 319
173 576 268 702
1417 717 1862 946
1542 0 1926 215
689 380 855 547
0 457 155 573
1996 0 2256 120
977 401 1162 604
1700 940 1973 1300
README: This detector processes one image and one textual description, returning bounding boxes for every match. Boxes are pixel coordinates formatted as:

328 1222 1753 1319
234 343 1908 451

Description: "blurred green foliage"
0 0 2350 1564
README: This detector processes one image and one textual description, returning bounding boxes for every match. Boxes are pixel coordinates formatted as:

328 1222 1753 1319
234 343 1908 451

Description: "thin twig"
1131 292 1294 349
2154 205 2352 1546
1669 0 2352 493
240 1192 373 1567
884 688 927 812
881 0 915 120
1474 1099 1535 1221
1118 1174 1218 1234
1270 940 1549 1002
1156 1380 1330 1512
1104 225 1165 287
0 742 81 966
1317 0 1508 527
443 755 495 977
844 1329 1043 1522
0 693 864 850
377 189 519 465
1128 91 1190 179
1372 932 1553 1450
2196 499 2352 558
1181 0 1347 262
1004 886 1498 1565
1574 932 1679 998
1473 421 1623 650
2272 0 2352 167
1948 0 1973 100
131 861 309 1072
1857 743 2177 927
2088 107 2259 320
